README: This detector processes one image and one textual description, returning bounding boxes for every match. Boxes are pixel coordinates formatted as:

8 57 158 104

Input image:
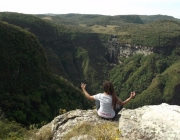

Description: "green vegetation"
139 15 180 23
0 12 180 138
0 12 111 94
110 47 180 108
36 13 143 26
0 119 52 140
0 21 93 126
0 119 30 140
116 20 180 47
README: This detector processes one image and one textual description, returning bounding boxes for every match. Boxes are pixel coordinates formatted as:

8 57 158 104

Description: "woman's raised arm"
117 91 136 106
81 83 95 100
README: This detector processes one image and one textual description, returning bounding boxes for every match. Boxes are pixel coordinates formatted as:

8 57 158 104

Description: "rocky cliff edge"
37 103 180 140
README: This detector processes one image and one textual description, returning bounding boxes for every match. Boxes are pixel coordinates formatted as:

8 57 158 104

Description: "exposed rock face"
119 103 180 140
37 109 108 140
119 44 153 57
103 36 153 64
52 109 100 140
37 103 180 140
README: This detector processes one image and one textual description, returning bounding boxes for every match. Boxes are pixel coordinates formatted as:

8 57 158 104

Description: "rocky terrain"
37 103 180 140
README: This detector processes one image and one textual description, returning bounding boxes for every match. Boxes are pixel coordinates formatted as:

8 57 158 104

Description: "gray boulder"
119 103 180 140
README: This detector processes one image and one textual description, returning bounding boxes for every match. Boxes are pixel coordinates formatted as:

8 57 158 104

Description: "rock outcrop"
119 103 180 140
37 103 180 140
52 109 101 140
103 35 153 64
37 109 112 140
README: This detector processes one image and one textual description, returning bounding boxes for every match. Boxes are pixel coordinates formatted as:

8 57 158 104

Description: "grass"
63 121 121 140
34 124 53 140
79 24 128 35
42 16 52 20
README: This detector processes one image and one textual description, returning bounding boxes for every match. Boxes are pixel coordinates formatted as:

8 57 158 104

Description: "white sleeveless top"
93 93 115 118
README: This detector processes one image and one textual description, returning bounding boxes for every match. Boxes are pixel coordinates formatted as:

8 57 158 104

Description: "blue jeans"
95 100 123 118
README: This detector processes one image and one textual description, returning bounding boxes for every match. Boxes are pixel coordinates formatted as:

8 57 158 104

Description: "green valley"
0 12 180 132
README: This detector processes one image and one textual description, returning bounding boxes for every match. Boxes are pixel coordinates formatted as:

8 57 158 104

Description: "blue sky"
0 0 179 18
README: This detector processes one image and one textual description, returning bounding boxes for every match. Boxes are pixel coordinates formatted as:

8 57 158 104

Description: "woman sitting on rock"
81 81 136 120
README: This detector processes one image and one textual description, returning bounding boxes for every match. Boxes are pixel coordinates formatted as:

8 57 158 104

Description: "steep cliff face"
37 103 180 140
0 21 93 125
103 35 153 64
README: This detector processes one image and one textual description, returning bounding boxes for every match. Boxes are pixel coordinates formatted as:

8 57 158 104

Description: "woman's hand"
81 83 86 90
120 91 136 105
80 83 94 100
130 91 136 99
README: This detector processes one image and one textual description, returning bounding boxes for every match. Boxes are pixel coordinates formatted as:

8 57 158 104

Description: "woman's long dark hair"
103 81 117 110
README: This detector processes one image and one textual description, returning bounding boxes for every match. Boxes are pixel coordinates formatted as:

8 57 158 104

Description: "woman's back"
94 93 115 118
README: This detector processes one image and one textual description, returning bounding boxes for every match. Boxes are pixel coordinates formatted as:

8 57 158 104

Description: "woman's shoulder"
101 93 112 98
94 93 104 97
96 93 103 95
95 93 103 96
93 93 103 99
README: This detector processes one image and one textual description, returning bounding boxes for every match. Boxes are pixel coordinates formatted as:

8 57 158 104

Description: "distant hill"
35 13 144 25
139 14 180 23
116 19 180 47
35 13 180 26
34 13 180 37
